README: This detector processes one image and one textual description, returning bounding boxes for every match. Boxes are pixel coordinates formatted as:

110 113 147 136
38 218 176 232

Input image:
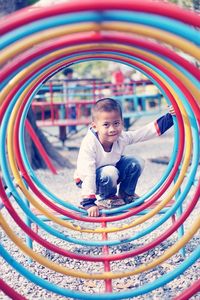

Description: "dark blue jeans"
96 156 144 199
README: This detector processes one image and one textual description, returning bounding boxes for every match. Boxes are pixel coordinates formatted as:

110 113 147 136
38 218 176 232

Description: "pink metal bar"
25 119 57 174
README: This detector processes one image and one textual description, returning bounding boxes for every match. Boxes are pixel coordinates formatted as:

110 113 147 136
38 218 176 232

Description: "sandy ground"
0 112 199 299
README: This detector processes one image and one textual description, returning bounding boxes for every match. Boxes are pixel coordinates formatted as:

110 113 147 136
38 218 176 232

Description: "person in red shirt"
112 68 125 95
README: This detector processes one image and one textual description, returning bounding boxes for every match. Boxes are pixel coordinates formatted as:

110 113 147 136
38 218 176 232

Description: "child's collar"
90 127 98 137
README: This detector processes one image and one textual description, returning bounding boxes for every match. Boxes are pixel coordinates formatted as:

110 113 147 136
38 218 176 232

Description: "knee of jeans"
100 166 119 185
131 159 144 175
137 158 145 174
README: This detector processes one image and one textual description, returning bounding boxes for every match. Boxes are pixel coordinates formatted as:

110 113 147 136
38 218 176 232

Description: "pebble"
0 120 199 299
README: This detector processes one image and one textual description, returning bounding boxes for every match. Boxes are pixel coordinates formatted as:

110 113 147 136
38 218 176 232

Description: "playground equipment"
31 78 99 126
32 77 162 141
0 0 200 299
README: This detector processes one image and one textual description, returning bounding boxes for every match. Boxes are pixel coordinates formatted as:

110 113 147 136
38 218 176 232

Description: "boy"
74 98 175 217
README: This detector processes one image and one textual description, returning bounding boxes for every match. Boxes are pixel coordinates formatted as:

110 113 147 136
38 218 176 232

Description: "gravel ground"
0 114 199 300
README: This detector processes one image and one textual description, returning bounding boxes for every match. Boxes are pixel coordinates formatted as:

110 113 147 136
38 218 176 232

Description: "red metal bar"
1 0 199 37
0 278 27 300
49 81 55 123
174 279 200 300
2 32 200 83
3 26 198 226
25 119 57 174
10 54 186 223
102 215 112 292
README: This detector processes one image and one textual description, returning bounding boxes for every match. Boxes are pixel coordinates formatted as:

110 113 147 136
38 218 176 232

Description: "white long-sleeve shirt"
74 113 173 197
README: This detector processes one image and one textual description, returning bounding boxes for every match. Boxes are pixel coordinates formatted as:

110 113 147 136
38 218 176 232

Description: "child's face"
66 73 73 80
92 110 123 149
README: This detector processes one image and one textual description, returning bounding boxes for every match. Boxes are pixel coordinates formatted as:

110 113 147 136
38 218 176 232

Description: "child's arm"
75 133 99 216
155 105 175 135
125 108 174 143
80 196 100 217
87 206 100 217
155 112 174 135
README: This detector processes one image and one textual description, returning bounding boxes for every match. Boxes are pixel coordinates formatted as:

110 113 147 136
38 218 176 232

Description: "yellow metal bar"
0 211 199 279
102 22 200 62
5 50 193 233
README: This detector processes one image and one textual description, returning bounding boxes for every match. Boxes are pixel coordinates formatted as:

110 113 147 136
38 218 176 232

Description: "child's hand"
168 105 176 116
87 205 100 217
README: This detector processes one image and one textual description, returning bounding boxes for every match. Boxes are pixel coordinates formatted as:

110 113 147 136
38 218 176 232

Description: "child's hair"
92 98 123 121
63 68 73 77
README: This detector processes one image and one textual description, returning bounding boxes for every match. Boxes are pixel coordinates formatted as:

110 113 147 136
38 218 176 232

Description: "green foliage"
72 61 112 80
168 0 195 8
